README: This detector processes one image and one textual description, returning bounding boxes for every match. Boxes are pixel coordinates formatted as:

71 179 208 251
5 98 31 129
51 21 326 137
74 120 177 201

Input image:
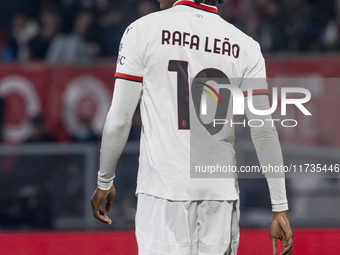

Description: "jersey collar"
173 0 218 14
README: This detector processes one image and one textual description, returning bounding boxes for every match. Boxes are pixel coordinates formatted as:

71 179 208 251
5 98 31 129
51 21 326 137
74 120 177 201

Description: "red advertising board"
0 229 339 255
0 64 48 142
46 64 115 142
0 57 339 146
266 56 340 147
0 63 115 143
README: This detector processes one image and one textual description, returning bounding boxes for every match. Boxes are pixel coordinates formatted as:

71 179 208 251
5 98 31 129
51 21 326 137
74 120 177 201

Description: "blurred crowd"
225 0 340 53
0 0 158 64
0 0 339 64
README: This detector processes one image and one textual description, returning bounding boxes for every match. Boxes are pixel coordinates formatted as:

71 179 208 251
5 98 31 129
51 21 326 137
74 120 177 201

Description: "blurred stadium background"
0 0 339 254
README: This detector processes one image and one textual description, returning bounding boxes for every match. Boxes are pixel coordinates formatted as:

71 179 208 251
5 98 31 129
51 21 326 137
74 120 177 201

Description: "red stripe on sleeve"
115 73 143 82
243 89 269 97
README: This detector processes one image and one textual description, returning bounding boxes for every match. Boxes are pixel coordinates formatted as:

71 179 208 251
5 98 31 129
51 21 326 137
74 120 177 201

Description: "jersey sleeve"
115 22 144 83
242 44 289 211
245 95 289 212
97 79 142 190
240 40 269 96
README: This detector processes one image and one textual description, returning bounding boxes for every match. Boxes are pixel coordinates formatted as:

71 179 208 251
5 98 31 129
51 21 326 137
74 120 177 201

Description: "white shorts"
135 193 240 255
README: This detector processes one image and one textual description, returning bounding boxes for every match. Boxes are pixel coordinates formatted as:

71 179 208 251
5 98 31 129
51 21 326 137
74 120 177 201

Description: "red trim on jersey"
173 1 218 14
243 89 269 97
115 73 143 82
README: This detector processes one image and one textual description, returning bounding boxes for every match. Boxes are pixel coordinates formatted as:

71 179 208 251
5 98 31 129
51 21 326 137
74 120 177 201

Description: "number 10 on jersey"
169 60 231 135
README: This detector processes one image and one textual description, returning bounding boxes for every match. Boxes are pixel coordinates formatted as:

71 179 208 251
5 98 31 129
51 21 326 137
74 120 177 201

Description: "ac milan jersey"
115 0 268 200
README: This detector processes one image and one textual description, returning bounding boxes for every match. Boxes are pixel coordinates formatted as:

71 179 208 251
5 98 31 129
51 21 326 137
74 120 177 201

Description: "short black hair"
194 0 224 6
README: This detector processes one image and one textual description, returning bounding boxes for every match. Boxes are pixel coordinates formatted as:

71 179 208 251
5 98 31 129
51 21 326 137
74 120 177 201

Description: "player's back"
116 1 264 201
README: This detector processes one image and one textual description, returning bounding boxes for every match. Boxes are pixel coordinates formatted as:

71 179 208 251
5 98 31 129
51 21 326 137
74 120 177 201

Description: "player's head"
158 0 177 10
158 0 224 10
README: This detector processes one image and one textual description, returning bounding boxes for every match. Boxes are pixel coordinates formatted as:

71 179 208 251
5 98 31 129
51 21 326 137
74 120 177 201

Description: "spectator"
1 0 340 58
46 8 95 64
60 0 94 33
94 0 126 57
0 30 13 62
9 11 39 62
256 1 278 52
25 115 56 143
238 0 260 40
71 116 100 143
29 3 61 61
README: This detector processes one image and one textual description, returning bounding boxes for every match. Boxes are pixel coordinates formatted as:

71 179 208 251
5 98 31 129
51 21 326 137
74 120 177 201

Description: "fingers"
281 240 293 255
281 244 293 255
280 232 288 247
272 212 293 255
281 231 293 255
91 187 115 224
280 217 293 254
91 198 112 225
93 207 112 225
271 237 278 255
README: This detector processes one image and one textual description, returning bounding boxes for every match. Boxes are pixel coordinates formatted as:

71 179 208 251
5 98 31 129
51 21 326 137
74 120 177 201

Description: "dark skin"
157 0 224 9
157 0 177 10
270 211 294 255
91 186 115 225
91 1 293 254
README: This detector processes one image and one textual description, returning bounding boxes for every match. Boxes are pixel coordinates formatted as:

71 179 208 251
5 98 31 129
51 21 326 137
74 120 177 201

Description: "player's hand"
270 211 294 255
91 185 116 225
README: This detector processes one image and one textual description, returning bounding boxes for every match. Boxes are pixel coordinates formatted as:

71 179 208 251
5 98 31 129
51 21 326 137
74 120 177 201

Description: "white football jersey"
115 0 268 200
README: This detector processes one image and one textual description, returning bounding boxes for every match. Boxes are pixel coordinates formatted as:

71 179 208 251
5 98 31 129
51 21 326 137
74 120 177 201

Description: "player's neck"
159 0 178 10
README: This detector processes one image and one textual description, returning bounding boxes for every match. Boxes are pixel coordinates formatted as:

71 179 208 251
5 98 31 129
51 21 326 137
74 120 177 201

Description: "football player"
91 1 293 254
